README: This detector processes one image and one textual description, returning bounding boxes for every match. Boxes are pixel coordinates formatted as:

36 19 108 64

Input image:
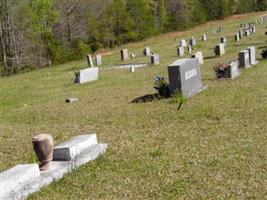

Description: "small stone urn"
32 134 53 171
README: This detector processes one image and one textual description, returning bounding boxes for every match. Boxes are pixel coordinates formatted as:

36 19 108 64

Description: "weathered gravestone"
192 51 204 65
235 33 240 42
168 58 205 97
220 37 227 46
189 37 196 47
151 54 160 65
238 50 250 68
75 67 99 84
177 46 185 57
95 55 102 66
143 47 152 56
180 39 187 47
121 49 128 60
215 43 225 56
247 46 259 65
239 30 243 39
86 54 94 67
202 34 207 41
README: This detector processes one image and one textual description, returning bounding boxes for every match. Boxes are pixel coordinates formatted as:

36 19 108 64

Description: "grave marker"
86 54 94 67
177 46 185 57
95 55 102 66
151 54 160 65
238 50 250 68
143 47 152 56
215 43 225 56
168 58 205 97
180 39 187 47
247 46 259 65
75 67 99 84
192 51 204 65
235 33 240 42
121 49 128 60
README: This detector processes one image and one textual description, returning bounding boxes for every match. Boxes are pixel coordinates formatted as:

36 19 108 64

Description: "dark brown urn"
32 134 53 171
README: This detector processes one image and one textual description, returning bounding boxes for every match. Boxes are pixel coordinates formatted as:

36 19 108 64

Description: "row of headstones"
121 48 160 65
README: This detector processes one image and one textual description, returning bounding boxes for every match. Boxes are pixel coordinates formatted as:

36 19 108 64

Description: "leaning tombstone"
151 54 160 65
238 50 250 68
235 33 240 42
75 67 99 84
180 39 187 47
95 54 102 66
192 51 204 65
143 47 152 56
247 46 259 65
121 49 128 60
202 34 207 41
86 54 94 67
167 58 205 97
214 43 225 56
177 46 185 57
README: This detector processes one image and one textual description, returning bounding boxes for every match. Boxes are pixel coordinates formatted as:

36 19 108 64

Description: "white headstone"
247 46 259 65
75 67 99 84
121 49 128 60
215 43 225 56
95 55 102 66
86 54 94 67
177 46 185 57
192 51 204 65
180 39 187 47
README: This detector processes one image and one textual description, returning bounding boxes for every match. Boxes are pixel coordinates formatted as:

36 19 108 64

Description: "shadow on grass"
131 93 169 103
204 56 216 60
233 42 267 47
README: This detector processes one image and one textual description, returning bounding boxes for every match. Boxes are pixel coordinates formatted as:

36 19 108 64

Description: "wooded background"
0 0 266 75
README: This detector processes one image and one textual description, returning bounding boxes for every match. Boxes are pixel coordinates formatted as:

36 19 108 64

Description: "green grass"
1 12 267 200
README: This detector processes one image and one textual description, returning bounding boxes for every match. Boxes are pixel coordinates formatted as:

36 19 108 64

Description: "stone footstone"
168 58 205 97
192 51 204 65
74 67 99 84
65 98 78 103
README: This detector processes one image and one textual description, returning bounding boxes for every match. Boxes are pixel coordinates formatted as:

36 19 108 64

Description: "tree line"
0 0 266 75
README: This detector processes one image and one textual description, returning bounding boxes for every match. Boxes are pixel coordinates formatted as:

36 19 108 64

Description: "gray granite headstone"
75 67 99 84
86 54 94 67
215 43 225 56
238 50 250 68
192 51 204 65
151 54 160 65
121 49 128 60
177 46 185 57
247 46 259 65
168 58 204 97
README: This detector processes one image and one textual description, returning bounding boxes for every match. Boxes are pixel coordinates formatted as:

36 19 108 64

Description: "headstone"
151 54 160 65
218 26 223 33
180 39 187 47
121 49 128 60
177 46 185 57
86 54 94 67
192 51 204 65
168 58 204 97
235 33 240 42
188 45 192 54
227 61 240 79
53 134 98 161
239 30 243 39
95 54 102 66
202 34 207 41
189 37 196 47
220 37 227 46
214 43 225 56
143 47 152 56
74 67 99 84
0 164 40 200
247 46 259 65
251 26 256 33
238 50 250 68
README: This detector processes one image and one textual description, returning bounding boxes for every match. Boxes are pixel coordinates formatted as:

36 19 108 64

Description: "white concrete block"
53 134 98 161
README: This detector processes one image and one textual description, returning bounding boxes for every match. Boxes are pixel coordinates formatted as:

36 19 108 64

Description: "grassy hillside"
0 12 267 199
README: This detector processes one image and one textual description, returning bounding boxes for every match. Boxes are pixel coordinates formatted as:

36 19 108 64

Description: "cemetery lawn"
1 12 267 200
